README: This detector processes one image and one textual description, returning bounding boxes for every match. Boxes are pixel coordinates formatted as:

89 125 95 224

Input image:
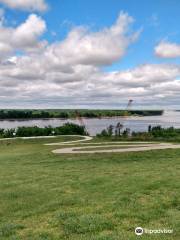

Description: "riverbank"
0 109 164 120
0 110 180 136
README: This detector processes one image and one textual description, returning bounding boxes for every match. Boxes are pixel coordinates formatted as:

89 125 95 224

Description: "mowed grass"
0 137 179 239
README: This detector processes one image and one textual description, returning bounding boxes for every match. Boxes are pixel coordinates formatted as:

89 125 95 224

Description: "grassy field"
0 137 179 239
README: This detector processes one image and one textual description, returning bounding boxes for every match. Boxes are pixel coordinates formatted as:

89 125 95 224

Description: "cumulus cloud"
0 14 46 59
1 61 180 108
43 12 140 68
0 11 180 108
0 0 48 12
12 14 47 50
155 41 180 58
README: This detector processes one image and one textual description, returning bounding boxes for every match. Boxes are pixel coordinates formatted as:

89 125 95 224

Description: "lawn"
0 137 179 239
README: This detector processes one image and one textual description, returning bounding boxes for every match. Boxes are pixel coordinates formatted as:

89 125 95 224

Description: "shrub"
0 123 88 138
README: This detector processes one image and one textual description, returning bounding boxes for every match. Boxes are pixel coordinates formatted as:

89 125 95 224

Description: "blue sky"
0 0 180 108
5 0 180 68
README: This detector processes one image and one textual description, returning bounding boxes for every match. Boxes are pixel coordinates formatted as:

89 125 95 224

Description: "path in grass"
40 135 180 154
45 135 92 145
52 142 180 154
0 135 92 142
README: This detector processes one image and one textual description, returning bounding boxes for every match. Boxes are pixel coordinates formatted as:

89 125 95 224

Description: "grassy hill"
0 137 179 239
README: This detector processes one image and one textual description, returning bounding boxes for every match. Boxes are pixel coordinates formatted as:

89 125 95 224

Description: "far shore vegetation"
97 124 180 142
0 109 163 120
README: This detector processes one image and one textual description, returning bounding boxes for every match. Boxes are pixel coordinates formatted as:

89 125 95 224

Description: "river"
0 110 180 136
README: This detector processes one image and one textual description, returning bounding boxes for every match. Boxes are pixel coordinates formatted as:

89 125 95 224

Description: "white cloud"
155 41 180 58
0 14 46 59
1 59 180 108
1 11 180 108
12 14 47 50
44 11 139 67
0 0 47 12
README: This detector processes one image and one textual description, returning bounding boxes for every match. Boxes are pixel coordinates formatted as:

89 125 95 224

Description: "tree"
107 125 114 136
115 122 123 136
148 125 152 133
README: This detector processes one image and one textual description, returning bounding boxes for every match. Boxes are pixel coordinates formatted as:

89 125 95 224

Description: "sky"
0 0 180 109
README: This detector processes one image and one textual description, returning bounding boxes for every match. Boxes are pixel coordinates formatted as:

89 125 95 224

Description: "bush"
0 123 88 138
97 124 180 142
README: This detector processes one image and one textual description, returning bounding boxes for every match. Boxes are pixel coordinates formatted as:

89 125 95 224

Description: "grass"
0 136 179 239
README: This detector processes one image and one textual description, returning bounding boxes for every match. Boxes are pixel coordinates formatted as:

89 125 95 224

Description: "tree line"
0 123 87 138
97 124 180 141
0 109 163 119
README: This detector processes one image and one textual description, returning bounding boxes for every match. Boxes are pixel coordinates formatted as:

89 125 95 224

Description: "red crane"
75 111 84 125
126 99 133 110
75 110 87 131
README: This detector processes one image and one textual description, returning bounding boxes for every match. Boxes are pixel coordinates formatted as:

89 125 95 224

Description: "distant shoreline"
0 109 164 120
0 116 158 121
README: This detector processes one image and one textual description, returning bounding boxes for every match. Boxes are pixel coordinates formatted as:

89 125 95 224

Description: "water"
0 111 180 136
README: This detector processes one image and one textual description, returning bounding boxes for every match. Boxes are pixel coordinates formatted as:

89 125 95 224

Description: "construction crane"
122 99 133 117
126 99 133 111
75 110 87 133
114 99 134 136
75 110 84 125
124 99 134 136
